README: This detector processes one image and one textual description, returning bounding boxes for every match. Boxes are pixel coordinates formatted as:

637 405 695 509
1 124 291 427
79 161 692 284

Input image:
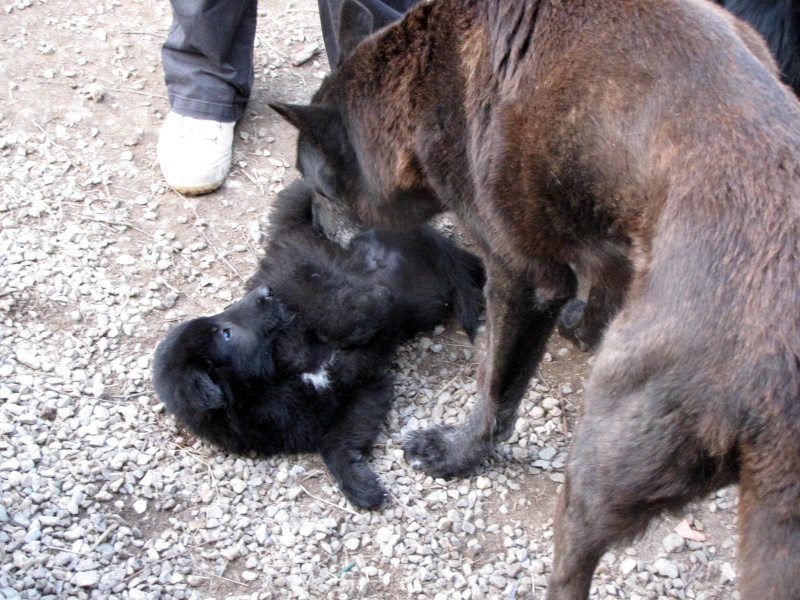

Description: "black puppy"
152 180 484 508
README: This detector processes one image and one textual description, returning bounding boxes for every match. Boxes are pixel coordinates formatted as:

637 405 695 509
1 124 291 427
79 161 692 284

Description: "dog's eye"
221 328 232 341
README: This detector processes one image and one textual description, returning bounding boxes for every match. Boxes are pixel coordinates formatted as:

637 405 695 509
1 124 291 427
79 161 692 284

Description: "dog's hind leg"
404 258 576 478
547 366 736 599
319 375 394 509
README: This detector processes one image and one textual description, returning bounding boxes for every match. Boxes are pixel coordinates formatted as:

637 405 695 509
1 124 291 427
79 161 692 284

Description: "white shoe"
157 112 235 195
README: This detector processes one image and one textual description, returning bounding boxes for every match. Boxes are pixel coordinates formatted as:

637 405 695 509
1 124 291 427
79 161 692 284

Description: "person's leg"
158 0 258 194
163 0 257 121
317 0 421 67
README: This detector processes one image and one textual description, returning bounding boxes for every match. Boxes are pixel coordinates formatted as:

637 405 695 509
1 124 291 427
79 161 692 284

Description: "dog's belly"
359 232 403 273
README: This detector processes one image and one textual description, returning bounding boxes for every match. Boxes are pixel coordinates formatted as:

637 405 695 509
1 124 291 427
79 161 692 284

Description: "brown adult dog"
270 0 800 597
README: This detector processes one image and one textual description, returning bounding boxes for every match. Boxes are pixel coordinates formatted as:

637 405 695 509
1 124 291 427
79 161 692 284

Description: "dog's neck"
332 0 476 216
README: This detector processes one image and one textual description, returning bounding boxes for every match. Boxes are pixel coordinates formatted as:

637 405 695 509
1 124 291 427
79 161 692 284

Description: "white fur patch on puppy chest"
301 367 332 390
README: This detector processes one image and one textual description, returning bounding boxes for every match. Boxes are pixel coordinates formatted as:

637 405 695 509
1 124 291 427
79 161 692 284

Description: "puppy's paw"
337 467 388 510
403 425 480 479
493 416 516 442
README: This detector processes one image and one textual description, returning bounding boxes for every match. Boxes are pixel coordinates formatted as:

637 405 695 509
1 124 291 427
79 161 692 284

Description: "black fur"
152 180 484 509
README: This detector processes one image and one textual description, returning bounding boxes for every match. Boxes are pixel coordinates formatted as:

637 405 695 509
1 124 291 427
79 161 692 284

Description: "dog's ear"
269 102 355 190
338 0 374 66
270 102 360 209
183 368 225 411
269 103 342 149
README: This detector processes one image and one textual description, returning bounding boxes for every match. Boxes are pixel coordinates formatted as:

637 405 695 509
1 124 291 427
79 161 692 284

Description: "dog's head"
269 0 443 238
152 286 288 442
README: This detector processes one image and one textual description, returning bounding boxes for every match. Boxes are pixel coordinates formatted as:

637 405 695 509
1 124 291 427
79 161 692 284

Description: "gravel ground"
1 0 742 598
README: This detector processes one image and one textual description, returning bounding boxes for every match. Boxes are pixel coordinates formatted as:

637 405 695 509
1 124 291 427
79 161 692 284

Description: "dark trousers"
318 0 421 67
162 0 420 121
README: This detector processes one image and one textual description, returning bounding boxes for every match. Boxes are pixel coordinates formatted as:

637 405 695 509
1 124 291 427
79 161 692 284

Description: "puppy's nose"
257 286 273 299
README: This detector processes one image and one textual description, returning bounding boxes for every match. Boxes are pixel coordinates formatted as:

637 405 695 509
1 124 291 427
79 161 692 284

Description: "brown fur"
271 0 800 597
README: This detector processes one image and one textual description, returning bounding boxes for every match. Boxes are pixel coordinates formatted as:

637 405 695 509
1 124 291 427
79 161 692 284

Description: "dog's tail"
446 244 486 343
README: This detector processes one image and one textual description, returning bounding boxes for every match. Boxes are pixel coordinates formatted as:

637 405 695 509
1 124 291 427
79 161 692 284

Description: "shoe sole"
168 178 226 196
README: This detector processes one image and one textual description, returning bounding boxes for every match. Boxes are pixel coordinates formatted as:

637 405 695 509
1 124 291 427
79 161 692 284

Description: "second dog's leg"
558 257 633 352
404 258 576 478
319 375 394 509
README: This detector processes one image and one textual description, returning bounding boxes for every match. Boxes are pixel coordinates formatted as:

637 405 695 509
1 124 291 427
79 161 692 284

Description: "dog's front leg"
404 257 576 478
319 374 394 509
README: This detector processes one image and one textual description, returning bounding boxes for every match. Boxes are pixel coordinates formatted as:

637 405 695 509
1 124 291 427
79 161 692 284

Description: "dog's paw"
403 425 480 479
403 425 452 472
493 416 516 442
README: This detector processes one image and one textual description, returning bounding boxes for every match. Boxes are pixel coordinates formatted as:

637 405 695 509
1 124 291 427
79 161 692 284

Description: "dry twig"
240 167 265 195
298 485 359 516
183 198 246 281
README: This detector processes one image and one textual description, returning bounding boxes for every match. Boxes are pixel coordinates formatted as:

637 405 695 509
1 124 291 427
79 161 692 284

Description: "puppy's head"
152 286 288 443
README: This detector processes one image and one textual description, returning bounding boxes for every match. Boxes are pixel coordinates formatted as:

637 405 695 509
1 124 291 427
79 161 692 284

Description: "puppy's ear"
183 368 225 411
338 0 374 66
